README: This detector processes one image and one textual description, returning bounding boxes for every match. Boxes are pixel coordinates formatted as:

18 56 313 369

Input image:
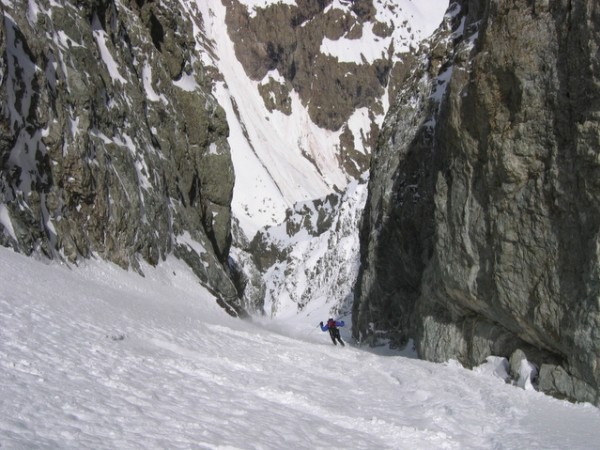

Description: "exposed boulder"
353 0 600 405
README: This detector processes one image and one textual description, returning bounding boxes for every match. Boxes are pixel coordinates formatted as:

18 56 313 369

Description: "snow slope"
1 247 599 449
196 0 349 236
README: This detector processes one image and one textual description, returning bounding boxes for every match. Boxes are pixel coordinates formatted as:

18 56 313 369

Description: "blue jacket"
320 320 344 332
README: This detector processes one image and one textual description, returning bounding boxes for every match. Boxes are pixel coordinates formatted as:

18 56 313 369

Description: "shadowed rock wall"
354 0 600 404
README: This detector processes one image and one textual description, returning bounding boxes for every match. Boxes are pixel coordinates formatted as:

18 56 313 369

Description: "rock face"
224 0 387 134
0 0 242 314
221 0 434 179
354 0 600 405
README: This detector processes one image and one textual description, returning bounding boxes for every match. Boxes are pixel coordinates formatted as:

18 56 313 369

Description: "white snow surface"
1 247 599 449
92 14 126 85
236 0 297 18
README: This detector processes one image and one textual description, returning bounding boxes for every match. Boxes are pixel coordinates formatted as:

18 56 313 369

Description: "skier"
320 318 345 346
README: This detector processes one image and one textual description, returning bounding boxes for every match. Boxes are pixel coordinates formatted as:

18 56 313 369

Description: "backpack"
327 319 336 329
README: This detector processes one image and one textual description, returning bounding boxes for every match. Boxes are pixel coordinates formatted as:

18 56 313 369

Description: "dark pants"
329 328 344 346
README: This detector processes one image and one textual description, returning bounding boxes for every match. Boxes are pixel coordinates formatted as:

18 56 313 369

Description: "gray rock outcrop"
0 0 243 314
353 0 600 405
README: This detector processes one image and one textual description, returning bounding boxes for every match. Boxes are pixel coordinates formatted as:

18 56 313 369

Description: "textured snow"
92 14 126 84
1 246 600 449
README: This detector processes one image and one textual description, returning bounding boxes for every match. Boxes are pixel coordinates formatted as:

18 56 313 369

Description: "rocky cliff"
0 0 447 319
354 0 600 404
0 0 243 314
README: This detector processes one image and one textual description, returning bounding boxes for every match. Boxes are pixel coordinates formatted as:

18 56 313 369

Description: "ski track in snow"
1 247 600 449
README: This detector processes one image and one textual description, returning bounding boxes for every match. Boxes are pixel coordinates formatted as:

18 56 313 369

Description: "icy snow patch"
0 205 16 241
142 63 167 103
173 71 199 92
236 0 297 18
92 14 126 84
177 231 207 258
347 107 373 154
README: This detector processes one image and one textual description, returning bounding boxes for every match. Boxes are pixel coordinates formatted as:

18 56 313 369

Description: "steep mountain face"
201 0 446 236
354 0 600 404
0 0 447 318
225 0 388 144
197 0 447 314
0 0 242 314
6 0 596 407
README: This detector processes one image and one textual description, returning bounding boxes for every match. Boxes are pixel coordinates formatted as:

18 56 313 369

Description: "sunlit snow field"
1 247 599 449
